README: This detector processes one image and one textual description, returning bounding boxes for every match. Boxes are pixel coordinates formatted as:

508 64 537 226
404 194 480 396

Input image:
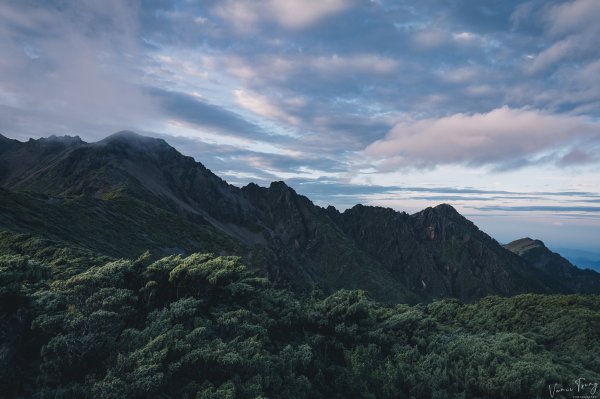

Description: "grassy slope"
0 188 248 259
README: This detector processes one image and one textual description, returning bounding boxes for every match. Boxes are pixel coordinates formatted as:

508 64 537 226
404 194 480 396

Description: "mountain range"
1 131 599 303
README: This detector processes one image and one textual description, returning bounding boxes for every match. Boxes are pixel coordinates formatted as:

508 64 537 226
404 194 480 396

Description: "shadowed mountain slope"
1 131 599 303
504 238 600 294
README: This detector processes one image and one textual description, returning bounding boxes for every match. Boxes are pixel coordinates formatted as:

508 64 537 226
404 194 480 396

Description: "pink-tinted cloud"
233 89 301 126
365 107 600 170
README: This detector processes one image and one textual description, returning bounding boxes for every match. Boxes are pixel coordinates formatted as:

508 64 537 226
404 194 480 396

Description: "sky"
1 0 599 253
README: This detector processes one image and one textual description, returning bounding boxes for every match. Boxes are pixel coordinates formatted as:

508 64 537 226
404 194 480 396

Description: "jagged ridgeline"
1 131 599 303
1 132 600 397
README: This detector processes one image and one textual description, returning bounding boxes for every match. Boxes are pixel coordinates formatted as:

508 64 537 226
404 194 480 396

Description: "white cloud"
194 16 207 25
438 66 480 84
413 29 448 48
528 0 600 72
154 54 210 80
528 36 578 73
310 53 399 75
465 85 493 97
225 53 399 87
267 0 352 29
364 107 600 170
214 0 352 31
225 56 261 81
545 0 600 36
452 31 477 42
233 89 300 126
213 1 260 32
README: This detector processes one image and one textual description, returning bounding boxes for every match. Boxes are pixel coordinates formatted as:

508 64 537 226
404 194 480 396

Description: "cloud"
0 1 158 137
527 0 600 73
476 205 600 213
365 107 600 170
528 36 579 73
225 53 400 87
411 195 495 202
134 133 348 189
214 0 353 31
233 89 301 126
310 53 399 75
452 31 481 45
545 0 600 36
558 148 599 167
510 1 536 30
412 29 449 49
438 66 481 84
149 88 284 142
266 0 353 29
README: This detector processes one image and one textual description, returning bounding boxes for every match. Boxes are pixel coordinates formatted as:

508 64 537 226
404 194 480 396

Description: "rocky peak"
98 131 172 155
269 180 294 193
434 203 460 215
39 135 84 146
415 203 464 220
101 130 147 142
504 237 546 256
410 203 478 243
345 204 405 216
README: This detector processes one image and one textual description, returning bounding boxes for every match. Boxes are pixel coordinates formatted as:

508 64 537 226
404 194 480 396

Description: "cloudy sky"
1 0 600 253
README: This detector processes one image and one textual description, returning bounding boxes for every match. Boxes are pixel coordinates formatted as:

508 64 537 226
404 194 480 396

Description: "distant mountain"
504 238 600 293
2 131 600 303
552 247 600 273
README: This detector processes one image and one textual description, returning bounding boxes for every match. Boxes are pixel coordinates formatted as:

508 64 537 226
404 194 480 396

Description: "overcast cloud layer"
1 0 599 252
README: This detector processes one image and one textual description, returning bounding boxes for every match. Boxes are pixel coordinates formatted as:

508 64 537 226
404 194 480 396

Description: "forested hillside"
1 233 598 398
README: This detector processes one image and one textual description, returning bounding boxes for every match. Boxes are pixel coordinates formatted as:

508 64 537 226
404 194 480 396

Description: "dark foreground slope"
1 235 598 399
1 131 600 303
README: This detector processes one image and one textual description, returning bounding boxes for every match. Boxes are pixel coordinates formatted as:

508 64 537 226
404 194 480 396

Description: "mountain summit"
1 132 599 303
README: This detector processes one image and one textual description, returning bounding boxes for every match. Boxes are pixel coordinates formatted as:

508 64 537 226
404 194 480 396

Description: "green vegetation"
0 188 248 260
1 232 598 398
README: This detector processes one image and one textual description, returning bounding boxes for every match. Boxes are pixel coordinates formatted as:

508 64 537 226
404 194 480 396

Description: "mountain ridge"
1 131 599 303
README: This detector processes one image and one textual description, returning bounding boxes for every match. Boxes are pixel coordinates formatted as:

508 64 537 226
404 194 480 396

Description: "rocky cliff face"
1 131 599 303
330 203 552 302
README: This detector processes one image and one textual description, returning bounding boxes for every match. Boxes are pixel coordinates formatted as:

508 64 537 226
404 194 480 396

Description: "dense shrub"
1 238 598 398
